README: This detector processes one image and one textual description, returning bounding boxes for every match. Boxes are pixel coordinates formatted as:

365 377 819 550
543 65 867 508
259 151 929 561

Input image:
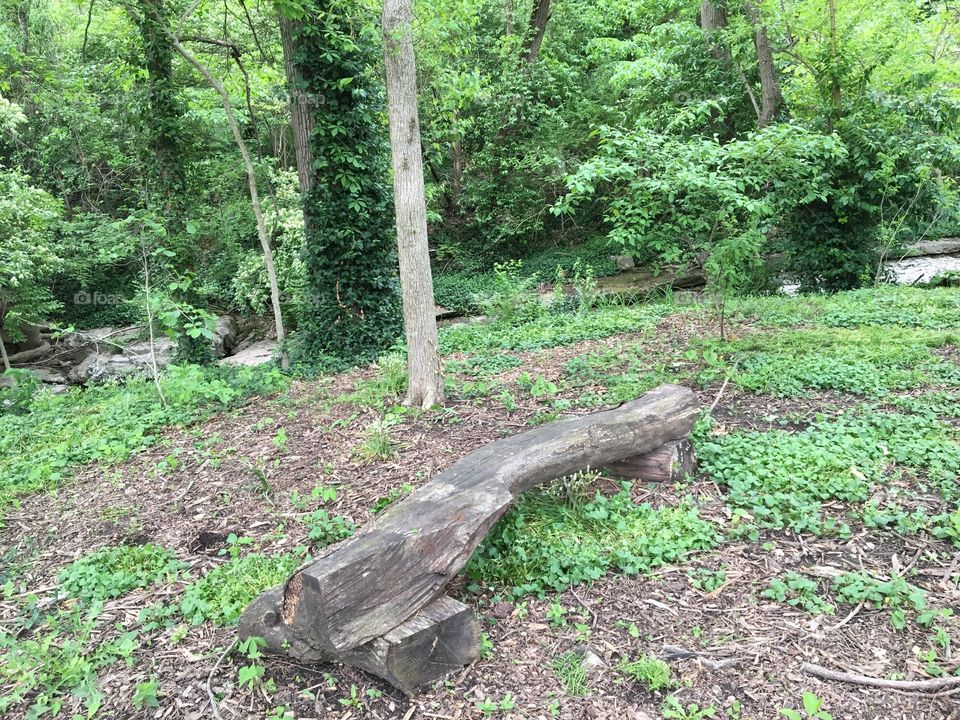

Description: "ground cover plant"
1 286 960 719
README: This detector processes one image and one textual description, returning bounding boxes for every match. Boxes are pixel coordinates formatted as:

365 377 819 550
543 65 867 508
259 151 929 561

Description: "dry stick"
0 334 10 372
801 662 960 692
141 244 167 408
708 360 739 414
206 639 237 720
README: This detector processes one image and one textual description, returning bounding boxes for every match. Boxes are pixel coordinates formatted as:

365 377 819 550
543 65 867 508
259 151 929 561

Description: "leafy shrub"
831 572 927 629
726 327 953 397
466 480 718 597
59 544 184 604
0 369 41 416
180 553 300 626
0 606 138 717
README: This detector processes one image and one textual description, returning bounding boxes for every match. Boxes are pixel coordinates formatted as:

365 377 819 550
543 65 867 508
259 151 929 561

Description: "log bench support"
240 384 699 693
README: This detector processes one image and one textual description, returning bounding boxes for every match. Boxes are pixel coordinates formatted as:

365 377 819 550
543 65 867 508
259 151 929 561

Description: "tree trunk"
243 385 698 655
165 34 289 369
137 0 182 201
746 3 784 128
699 0 726 34
382 0 444 408
279 14 315 194
827 0 842 119
524 0 551 63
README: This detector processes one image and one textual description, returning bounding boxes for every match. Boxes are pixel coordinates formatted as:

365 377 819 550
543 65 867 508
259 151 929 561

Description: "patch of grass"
446 353 524 378
353 417 399 462
724 327 956 397
618 654 673 692
59 544 184 605
466 478 718 597
700 410 960 535
0 364 288 511
729 286 960 330
552 650 589 697
440 305 665 354
180 553 300 626
0 605 139 717
339 352 407 409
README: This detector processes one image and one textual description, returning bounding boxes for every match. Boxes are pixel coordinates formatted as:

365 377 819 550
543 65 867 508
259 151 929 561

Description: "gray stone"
612 254 636 270
212 316 239 358
220 340 277 367
68 338 175 384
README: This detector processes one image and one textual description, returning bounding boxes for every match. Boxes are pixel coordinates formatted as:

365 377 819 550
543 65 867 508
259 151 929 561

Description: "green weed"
180 553 300 626
59 544 184 604
619 654 673 692
466 479 718 597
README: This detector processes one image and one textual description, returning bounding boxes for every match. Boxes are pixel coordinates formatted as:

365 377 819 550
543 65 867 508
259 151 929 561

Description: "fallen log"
607 439 697 483
241 383 698 689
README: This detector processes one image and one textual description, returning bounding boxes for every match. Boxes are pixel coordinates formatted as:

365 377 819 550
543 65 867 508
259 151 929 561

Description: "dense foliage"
0 0 955 358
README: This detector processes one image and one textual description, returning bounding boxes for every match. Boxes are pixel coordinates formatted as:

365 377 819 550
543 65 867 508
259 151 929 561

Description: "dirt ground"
2 318 959 720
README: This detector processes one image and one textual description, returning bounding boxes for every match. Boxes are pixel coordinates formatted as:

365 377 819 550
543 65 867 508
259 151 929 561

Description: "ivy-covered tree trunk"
279 14 314 195
136 0 182 202
382 0 444 408
289 4 401 363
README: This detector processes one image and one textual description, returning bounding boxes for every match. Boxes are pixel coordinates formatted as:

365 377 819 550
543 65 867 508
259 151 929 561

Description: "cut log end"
240 590 479 694
607 439 697 483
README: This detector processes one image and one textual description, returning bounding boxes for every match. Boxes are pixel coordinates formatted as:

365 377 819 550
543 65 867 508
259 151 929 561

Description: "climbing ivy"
290 1 401 363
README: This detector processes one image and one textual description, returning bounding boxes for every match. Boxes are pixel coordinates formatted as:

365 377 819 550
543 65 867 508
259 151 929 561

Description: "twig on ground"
801 661 960 692
708 361 739 414
207 639 237 720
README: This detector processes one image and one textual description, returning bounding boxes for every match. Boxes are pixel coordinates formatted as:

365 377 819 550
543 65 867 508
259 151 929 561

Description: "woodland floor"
3 290 960 720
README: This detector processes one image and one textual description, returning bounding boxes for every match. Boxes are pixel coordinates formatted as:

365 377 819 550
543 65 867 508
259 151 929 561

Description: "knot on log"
239 384 699 693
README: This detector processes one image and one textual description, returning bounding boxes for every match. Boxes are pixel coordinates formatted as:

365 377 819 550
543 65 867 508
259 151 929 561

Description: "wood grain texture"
607 439 697 483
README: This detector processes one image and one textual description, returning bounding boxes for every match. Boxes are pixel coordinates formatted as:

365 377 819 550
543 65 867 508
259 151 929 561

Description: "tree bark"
607 439 697 484
245 385 698 655
827 0 842 118
382 0 444 408
241 589 480 693
746 3 784 127
524 0 551 63
279 14 314 194
137 0 182 201
165 34 289 369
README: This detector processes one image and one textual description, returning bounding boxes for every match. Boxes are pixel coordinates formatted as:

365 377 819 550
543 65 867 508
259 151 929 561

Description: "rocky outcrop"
68 338 175 384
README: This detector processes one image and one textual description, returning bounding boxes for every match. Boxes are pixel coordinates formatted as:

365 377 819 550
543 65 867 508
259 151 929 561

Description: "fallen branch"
206 639 237 720
801 661 960 692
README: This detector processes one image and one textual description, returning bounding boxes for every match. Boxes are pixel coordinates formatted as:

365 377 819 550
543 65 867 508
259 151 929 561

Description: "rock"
574 645 605 677
29 367 70 386
492 601 513 619
220 340 277 367
212 316 239 358
612 254 636 270
69 338 175 384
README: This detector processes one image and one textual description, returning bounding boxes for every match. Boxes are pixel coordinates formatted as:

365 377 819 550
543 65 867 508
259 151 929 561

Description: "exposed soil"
2 316 959 720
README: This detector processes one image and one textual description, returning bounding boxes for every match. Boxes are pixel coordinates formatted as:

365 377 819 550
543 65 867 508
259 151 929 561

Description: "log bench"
239 384 699 693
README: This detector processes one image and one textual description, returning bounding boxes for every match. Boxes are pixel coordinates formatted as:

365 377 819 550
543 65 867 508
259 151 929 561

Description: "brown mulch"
2 316 959 720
